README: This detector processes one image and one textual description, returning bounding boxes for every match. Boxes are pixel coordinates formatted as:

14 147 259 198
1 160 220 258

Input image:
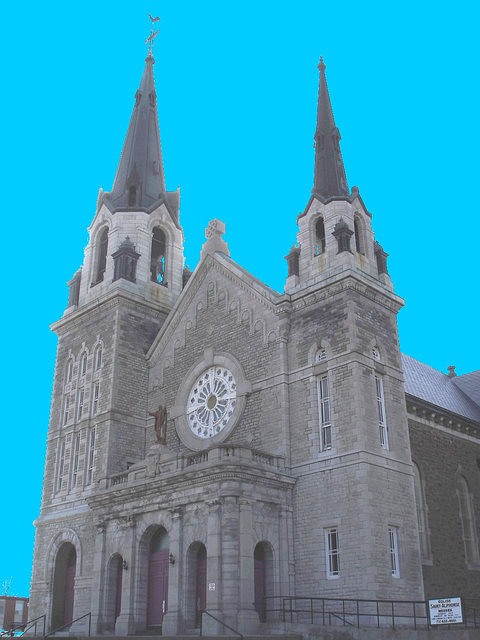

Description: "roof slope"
454 370 480 407
402 354 480 423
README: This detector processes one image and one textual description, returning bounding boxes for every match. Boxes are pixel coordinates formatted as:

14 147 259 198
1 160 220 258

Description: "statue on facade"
149 405 167 444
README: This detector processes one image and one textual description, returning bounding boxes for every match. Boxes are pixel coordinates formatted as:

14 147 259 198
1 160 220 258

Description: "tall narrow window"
66 359 73 383
63 396 70 426
77 389 85 420
93 227 109 284
86 428 96 485
315 218 326 255
317 375 332 450
151 228 167 284
14 600 24 623
325 528 340 578
72 435 80 488
92 383 99 415
80 353 87 377
457 476 479 565
413 463 430 560
354 217 363 254
389 526 400 577
95 346 102 371
375 375 388 449
57 440 66 492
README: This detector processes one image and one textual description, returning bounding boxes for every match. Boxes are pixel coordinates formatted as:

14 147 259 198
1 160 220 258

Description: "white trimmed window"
77 389 85 420
458 476 479 565
317 375 332 450
14 600 24 622
86 428 96 485
63 396 70 426
92 383 99 415
413 463 430 560
389 526 400 577
66 359 73 383
0 597 6 624
57 440 66 492
72 434 80 488
325 527 340 578
375 375 388 449
80 353 87 377
95 346 102 371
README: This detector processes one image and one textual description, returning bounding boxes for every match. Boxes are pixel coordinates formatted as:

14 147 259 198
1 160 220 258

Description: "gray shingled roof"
402 354 480 424
454 370 480 407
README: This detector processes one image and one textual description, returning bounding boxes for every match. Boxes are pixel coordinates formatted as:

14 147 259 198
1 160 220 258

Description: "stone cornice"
406 394 480 440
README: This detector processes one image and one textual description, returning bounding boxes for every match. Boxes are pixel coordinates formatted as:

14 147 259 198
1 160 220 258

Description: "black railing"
9 614 46 637
44 612 91 637
263 596 480 630
199 610 243 639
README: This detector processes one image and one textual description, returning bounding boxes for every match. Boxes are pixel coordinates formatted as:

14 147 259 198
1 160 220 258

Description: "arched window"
413 462 430 560
150 228 167 284
66 359 73 383
93 228 109 285
80 353 87 377
95 346 103 371
315 218 326 255
354 216 363 254
372 346 381 361
457 476 479 565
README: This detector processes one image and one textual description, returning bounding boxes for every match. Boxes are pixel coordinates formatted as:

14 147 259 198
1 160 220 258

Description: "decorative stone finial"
112 237 141 283
374 240 389 275
200 219 230 260
285 243 301 277
318 56 326 72
447 366 456 378
332 218 354 254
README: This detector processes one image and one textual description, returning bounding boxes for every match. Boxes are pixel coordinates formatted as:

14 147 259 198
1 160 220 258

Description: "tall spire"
312 57 349 198
109 52 166 209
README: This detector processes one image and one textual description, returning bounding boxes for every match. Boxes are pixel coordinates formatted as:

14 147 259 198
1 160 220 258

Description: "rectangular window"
92 383 99 415
95 347 102 371
0 598 6 625
389 526 399 577
86 428 96 485
317 375 332 450
63 396 70 426
375 375 388 449
77 389 84 420
72 435 80 488
57 440 66 492
14 600 24 621
325 527 340 578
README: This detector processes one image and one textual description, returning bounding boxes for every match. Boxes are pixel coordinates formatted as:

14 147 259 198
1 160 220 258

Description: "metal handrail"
11 614 46 637
199 610 243 640
44 612 91 637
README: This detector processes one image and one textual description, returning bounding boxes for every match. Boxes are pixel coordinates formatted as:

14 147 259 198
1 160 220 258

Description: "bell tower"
285 58 425 601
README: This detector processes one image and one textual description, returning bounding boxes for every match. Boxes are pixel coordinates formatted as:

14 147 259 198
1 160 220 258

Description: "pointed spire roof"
312 57 349 199
109 53 166 209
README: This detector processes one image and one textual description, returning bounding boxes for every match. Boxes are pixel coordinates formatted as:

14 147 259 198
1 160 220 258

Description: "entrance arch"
195 545 207 626
185 542 207 629
147 529 170 627
51 543 77 629
254 542 273 623
105 554 123 631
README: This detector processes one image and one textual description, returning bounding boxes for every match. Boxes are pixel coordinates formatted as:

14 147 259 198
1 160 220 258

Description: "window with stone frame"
66 358 74 383
80 352 87 377
317 375 332 450
151 227 167 284
92 383 99 415
375 374 388 449
72 434 80 488
77 389 85 420
413 462 431 561
315 217 326 255
325 527 340 578
86 428 96 486
57 440 66 493
457 476 479 566
389 526 400 577
94 345 103 371
63 395 70 426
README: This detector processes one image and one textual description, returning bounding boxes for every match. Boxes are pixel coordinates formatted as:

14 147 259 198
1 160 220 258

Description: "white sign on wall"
208 583 216 591
429 597 463 625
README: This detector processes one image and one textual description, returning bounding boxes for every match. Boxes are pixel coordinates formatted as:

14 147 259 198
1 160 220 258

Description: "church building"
29 38 480 636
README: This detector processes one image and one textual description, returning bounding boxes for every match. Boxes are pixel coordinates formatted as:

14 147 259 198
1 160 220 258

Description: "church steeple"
109 53 166 209
313 57 349 198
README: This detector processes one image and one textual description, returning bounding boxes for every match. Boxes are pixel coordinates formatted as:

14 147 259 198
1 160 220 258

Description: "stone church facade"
29 47 480 636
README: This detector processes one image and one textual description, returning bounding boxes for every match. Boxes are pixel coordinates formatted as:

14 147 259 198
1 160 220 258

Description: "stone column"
221 495 240 631
278 506 293 622
90 521 107 635
162 507 184 635
204 499 222 634
115 517 137 636
237 499 259 633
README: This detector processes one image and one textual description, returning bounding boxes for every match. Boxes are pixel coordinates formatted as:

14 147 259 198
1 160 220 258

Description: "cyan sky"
1 0 478 597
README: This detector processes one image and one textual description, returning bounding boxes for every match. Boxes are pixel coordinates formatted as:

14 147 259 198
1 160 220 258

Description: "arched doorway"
195 545 207 627
254 544 266 622
51 543 77 629
147 529 169 627
105 555 123 631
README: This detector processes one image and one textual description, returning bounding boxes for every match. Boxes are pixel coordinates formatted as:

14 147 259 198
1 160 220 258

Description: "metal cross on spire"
145 13 160 55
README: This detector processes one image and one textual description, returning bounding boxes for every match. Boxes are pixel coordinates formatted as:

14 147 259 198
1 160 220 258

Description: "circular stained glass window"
187 366 237 438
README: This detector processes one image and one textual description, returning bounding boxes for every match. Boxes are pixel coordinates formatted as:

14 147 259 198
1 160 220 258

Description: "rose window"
187 367 237 438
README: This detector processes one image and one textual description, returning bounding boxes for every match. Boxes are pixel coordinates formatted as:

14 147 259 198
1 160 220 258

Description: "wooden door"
64 550 76 625
254 546 266 622
195 546 207 626
147 549 169 626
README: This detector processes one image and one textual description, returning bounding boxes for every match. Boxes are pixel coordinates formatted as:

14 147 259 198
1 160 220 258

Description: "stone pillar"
90 521 107 635
115 517 137 636
221 495 240 630
237 499 259 633
278 506 293 616
204 499 223 634
162 508 184 635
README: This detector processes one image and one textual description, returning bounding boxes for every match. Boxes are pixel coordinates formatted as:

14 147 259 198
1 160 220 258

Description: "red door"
64 550 76 625
195 546 207 626
147 549 169 626
254 546 266 622
115 559 123 619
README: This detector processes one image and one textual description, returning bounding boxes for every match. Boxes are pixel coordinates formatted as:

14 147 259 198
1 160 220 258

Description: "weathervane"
145 13 160 55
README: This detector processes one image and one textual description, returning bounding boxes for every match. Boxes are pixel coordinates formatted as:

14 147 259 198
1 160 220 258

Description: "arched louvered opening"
315 218 326 255
93 228 109 285
151 228 167 285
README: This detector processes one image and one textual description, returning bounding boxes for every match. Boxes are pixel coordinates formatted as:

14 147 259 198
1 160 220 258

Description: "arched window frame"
457 476 480 566
150 226 168 286
412 461 431 562
92 226 109 286
80 352 88 378
65 358 74 384
314 216 326 256
354 214 365 255
94 345 103 372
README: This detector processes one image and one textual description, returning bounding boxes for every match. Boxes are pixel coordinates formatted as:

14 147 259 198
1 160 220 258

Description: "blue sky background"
1 0 479 597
